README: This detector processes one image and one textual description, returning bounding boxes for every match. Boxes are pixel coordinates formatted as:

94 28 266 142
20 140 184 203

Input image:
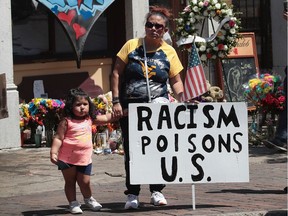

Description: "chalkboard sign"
220 33 259 102
222 58 257 102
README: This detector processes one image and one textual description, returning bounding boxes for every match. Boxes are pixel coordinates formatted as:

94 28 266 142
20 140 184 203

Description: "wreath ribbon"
176 17 231 46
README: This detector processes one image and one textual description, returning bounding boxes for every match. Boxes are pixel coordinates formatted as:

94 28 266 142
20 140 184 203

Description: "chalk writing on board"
222 58 257 102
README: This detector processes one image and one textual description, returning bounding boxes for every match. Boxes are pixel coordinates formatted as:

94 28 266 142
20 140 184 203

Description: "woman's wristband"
112 97 120 104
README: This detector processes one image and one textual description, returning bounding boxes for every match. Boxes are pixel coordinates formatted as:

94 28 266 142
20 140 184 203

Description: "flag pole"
143 38 152 103
192 184 196 210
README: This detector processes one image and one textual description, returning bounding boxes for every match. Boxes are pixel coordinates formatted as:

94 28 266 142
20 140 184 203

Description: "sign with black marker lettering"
128 102 249 184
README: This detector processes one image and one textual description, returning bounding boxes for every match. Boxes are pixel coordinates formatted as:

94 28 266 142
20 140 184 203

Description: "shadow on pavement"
99 203 231 213
22 207 68 216
207 189 286 194
265 210 288 216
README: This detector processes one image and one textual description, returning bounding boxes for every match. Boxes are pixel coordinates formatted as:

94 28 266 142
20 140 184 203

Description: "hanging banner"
37 0 115 68
129 102 249 184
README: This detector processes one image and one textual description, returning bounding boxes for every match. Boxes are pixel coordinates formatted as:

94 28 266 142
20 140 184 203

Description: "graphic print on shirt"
124 46 170 100
74 123 92 144
140 61 156 78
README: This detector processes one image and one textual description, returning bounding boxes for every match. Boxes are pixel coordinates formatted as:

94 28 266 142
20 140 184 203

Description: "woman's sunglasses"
145 21 165 30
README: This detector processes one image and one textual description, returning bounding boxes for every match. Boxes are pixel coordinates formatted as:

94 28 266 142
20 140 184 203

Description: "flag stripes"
181 43 208 102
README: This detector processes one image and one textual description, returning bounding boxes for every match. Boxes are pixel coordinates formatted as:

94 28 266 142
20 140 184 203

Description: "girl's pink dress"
58 117 93 165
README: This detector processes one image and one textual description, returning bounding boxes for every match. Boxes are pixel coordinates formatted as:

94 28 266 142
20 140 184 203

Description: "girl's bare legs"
77 172 92 199
61 167 77 202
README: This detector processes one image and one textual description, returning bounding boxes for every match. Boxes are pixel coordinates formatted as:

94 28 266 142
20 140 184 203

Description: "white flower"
192 0 197 5
227 9 233 16
227 36 233 41
215 3 221 9
193 6 199 12
190 17 196 23
211 55 217 59
200 54 207 61
210 42 215 47
230 28 236 34
199 45 206 51
223 45 228 51
189 12 195 17
213 46 219 51
177 18 183 24
212 0 218 5
198 2 204 7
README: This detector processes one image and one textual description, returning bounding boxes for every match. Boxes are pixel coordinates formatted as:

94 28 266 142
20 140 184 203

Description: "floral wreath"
174 0 241 65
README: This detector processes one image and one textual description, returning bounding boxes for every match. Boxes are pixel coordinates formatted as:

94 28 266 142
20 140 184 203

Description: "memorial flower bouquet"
92 92 117 134
28 98 65 131
19 102 42 132
91 92 122 151
244 73 286 114
244 73 286 145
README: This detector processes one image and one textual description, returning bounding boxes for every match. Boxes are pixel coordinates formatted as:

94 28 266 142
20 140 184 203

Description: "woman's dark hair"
146 5 172 28
64 88 96 119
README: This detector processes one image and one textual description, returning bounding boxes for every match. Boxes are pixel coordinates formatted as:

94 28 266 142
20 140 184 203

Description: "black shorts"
57 160 92 175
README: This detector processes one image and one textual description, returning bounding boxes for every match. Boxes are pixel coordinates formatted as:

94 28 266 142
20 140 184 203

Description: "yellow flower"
97 103 105 110
248 78 261 89
20 120 25 127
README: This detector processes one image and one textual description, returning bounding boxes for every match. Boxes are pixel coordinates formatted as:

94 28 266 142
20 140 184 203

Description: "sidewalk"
0 145 287 216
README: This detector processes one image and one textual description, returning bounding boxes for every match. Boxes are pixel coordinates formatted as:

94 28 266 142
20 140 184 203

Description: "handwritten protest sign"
129 102 249 184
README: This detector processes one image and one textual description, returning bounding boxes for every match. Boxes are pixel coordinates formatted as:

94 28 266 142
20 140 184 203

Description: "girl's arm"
50 119 67 164
93 110 128 125
94 112 117 125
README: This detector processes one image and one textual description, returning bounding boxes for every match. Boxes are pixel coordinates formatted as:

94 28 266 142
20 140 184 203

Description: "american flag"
181 43 208 102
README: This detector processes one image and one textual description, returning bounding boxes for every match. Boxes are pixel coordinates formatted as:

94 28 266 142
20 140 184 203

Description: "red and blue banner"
37 0 115 68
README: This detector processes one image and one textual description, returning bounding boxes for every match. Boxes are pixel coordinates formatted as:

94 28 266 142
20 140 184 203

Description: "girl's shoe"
69 201 83 214
84 196 102 211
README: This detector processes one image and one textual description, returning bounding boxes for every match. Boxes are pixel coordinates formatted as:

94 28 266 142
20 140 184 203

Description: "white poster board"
33 80 45 98
129 102 249 184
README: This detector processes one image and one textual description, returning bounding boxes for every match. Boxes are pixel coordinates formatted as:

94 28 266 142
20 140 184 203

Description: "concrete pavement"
0 145 287 216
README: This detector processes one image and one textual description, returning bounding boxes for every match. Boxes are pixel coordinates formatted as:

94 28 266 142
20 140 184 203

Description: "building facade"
0 0 287 149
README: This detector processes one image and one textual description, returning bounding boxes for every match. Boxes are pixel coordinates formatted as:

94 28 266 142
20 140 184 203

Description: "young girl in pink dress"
50 88 116 214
